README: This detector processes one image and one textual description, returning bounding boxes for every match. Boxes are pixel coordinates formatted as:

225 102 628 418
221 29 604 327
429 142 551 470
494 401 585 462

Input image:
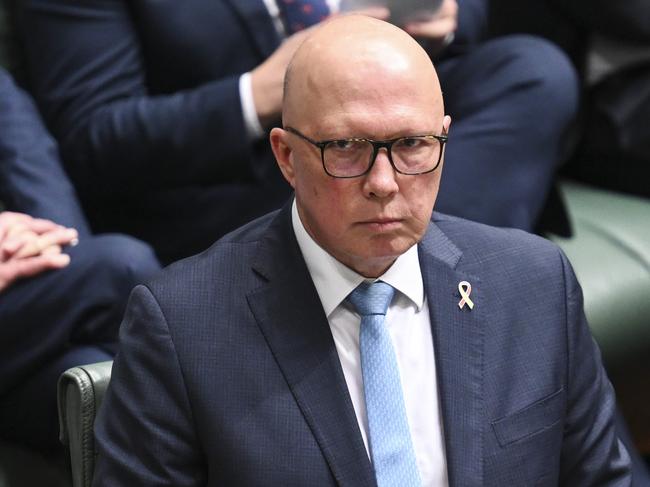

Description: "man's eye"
332 139 355 150
399 137 423 149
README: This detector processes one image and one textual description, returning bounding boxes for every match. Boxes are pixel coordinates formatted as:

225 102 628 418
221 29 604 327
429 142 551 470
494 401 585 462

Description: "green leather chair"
57 362 113 487
550 181 650 364
550 180 650 454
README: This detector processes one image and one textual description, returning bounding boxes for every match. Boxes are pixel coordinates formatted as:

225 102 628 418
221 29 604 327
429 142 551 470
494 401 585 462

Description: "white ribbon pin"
457 281 474 310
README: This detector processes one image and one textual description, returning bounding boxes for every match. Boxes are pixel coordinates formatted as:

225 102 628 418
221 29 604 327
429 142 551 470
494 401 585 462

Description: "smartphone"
339 0 444 26
388 0 443 26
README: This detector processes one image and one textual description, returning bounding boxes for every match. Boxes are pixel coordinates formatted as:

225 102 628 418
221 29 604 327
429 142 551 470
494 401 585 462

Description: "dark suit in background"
16 0 578 263
0 69 160 449
16 0 291 263
435 0 578 231
93 204 630 486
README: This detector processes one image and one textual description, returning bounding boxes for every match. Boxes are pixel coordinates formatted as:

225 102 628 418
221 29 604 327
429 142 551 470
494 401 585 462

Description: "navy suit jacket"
94 202 631 486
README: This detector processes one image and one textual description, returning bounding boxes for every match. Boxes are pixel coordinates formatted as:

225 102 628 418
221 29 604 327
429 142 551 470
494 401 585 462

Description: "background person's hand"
0 211 70 244
4 225 78 260
1 211 78 260
0 212 76 292
402 0 458 55
251 6 389 129
0 251 71 293
348 6 391 20
251 27 315 129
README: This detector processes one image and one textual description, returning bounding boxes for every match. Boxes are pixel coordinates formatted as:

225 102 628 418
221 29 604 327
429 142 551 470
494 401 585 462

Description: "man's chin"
344 238 416 276
366 232 417 255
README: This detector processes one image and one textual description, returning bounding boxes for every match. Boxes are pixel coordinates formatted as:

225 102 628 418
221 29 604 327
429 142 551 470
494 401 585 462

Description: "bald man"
93 16 631 486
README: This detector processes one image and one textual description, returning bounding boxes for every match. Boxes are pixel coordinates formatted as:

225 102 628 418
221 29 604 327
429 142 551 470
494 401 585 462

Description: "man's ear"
443 114 451 133
270 127 296 189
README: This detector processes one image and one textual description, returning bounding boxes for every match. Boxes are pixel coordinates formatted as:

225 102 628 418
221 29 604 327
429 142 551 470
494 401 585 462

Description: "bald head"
283 15 443 129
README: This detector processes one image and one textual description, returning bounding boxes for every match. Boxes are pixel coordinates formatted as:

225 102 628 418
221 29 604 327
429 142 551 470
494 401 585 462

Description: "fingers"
0 212 33 242
1 227 78 260
340 6 390 20
0 252 70 293
1 231 39 262
24 217 66 235
0 211 32 226
15 253 71 276
0 213 75 292
0 211 77 260
403 0 458 40
433 0 458 19
12 236 52 260
252 29 310 127
0 211 75 245
32 227 78 252
403 18 456 39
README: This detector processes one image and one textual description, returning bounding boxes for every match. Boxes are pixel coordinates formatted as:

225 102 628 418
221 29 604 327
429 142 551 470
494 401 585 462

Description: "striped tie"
276 0 331 34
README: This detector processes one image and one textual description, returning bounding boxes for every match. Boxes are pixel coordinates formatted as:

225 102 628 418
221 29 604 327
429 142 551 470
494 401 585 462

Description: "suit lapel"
419 221 484 486
223 0 281 59
246 205 376 487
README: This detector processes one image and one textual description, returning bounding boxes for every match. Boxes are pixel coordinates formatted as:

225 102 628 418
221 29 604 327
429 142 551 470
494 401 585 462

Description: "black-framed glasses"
285 126 448 178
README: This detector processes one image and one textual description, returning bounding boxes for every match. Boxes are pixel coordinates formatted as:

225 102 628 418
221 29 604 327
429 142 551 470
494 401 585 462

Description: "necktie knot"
347 281 395 317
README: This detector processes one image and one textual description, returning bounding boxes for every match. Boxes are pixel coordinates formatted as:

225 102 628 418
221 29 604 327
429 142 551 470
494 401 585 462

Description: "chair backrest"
57 361 113 487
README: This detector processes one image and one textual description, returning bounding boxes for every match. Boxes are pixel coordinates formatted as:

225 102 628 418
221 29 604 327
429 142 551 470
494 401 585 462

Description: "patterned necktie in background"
276 0 331 34
347 281 421 487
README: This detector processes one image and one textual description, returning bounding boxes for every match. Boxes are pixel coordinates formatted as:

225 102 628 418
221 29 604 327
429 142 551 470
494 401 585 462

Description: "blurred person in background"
0 69 160 450
490 0 650 196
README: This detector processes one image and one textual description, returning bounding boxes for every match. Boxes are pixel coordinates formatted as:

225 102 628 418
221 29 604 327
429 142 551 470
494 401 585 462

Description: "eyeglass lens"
323 137 442 177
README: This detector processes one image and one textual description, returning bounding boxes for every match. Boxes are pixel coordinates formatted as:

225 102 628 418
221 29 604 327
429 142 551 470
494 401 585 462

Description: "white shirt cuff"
239 72 265 140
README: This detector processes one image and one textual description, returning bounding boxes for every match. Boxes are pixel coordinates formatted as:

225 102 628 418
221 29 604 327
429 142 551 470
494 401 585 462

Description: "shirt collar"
291 199 424 316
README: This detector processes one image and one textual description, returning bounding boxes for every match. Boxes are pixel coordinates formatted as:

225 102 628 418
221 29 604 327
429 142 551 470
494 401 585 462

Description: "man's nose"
362 149 399 198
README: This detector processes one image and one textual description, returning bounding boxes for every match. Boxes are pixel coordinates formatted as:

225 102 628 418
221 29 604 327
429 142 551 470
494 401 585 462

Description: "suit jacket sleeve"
558 249 631 485
0 69 91 233
93 285 206 486
17 0 264 194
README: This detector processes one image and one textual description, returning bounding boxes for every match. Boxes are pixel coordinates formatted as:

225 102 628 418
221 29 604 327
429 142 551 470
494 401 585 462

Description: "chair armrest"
57 361 113 487
549 181 650 364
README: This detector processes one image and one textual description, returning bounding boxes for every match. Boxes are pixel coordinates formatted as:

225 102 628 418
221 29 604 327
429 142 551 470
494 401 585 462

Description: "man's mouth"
357 218 403 231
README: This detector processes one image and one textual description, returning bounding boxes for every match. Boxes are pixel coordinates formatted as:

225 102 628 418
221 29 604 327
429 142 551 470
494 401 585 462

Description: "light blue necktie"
347 281 421 487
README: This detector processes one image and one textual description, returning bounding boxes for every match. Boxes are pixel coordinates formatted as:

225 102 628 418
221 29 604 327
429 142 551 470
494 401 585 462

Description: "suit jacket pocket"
491 387 565 447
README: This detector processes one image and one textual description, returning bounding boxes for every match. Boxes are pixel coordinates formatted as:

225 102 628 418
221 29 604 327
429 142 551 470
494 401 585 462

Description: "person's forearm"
19 0 261 195
57 78 257 194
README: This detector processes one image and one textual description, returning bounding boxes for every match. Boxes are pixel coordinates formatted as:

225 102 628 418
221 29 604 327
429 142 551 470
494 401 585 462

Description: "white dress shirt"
291 201 449 487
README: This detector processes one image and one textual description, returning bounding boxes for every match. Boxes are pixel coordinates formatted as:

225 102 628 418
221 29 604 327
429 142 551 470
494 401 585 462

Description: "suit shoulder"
431 212 565 273
146 210 279 296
